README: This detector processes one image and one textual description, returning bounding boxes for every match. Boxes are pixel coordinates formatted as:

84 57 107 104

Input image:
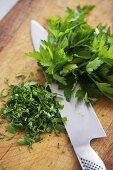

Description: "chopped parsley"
0 81 66 147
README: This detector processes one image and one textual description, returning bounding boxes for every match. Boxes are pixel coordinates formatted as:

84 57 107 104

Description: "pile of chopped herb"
0 81 66 147
27 5 113 103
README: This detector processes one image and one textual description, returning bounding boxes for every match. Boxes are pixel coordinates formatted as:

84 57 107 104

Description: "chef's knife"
31 20 106 170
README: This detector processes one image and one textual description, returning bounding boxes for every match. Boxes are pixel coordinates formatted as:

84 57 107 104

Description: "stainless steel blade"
31 20 48 52
31 20 106 147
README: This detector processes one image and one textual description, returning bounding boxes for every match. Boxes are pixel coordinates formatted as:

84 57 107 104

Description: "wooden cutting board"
0 0 113 169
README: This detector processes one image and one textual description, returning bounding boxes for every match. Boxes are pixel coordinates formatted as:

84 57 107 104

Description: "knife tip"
31 19 36 25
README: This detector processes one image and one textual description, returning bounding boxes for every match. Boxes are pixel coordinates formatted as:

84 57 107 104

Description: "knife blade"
31 19 106 170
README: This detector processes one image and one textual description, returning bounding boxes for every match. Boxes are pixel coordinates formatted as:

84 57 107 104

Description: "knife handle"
75 144 106 170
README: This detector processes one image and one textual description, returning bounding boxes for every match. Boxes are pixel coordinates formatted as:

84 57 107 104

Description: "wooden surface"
0 0 113 169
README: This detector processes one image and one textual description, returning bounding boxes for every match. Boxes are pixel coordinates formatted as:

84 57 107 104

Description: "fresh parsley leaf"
86 58 103 74
5 123 16 134
96 82 113 94
76 88 85 100
26 5 113 102
107 75 113 86
60 64 78 76
53 74 67 85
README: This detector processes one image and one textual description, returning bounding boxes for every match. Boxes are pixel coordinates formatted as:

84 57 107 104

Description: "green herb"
4 77 9 85
0 81 64 147
2 167 6 170
17 135 42 148
0 165 7 170
0 132 6 136
16 73 26 80
0 132 6 140
5 123 16 134
0 136 5 140
0 89 8 100
0 89 4 99
6 134 15 141
0 120 4 124
28 72 35 78
26 5 113 103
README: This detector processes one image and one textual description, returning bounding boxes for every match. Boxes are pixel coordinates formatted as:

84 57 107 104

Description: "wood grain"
0 0 113 169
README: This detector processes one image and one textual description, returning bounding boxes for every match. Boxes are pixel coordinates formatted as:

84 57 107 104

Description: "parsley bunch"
0 82 65 147
27 5 113 103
